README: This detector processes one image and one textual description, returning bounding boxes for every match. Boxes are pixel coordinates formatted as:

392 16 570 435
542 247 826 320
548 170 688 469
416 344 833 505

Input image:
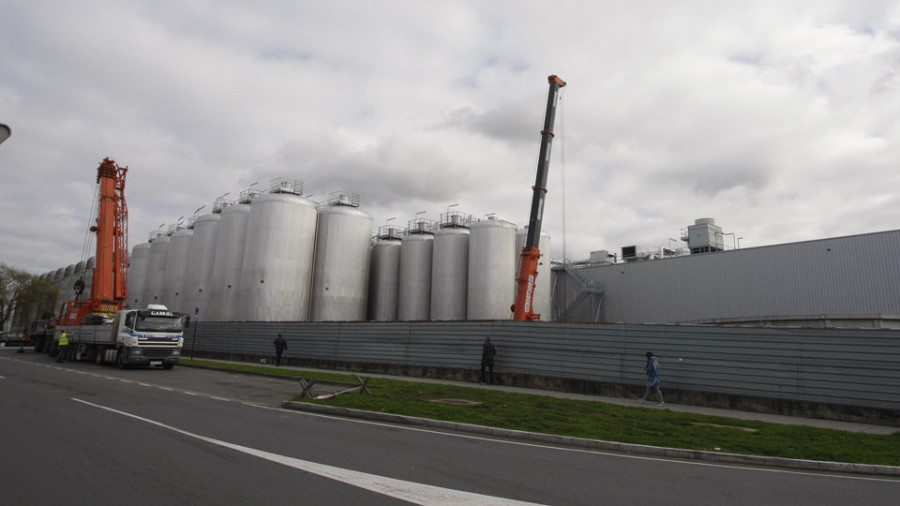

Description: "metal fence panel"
184 320 900 413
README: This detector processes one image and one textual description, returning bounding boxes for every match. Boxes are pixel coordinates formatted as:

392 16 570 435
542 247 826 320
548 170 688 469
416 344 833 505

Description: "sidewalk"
194 357 897 436
189 357 900 476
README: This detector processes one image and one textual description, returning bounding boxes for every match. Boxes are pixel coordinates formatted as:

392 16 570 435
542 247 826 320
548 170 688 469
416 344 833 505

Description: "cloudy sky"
2 0 899 275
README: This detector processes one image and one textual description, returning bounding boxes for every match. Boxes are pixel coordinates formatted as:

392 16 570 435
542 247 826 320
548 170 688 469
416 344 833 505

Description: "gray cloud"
2 1 899 274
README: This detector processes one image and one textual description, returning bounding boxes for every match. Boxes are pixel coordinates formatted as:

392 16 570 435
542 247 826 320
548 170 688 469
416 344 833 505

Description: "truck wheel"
116 349 127 369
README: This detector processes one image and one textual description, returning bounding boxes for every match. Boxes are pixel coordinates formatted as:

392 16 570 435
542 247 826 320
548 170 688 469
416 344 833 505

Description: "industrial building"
553 219 900 329
38 189 899 329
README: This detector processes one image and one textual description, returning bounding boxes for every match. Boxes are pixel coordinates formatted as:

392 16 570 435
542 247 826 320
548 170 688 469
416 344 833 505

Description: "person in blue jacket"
640 351 665 406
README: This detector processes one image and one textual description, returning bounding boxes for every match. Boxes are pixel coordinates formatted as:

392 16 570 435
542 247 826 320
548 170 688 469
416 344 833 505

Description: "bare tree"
0 264 30 331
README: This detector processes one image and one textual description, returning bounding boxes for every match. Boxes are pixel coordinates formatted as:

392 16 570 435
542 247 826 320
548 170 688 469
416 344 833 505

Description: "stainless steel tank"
160 227 193 312
181 212 221 320
72 261 86 300
127 243 151 308
61 264 77 301
236 189 318 321
206 202 252 321
516 228 552 321
309 198 373 321
467 217 517 320
83 256 95 302
53 267 65 303
430 226 470 320
398 232 434 320
142 233 171 307
368 238 402 320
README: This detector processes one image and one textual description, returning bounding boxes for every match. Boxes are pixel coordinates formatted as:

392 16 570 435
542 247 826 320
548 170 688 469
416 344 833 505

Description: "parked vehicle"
55 305 185 369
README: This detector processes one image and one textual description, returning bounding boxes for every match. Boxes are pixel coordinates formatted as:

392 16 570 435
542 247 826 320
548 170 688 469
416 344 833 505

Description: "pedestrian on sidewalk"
640 351 665 406
480 336 496 384
273 333 287 366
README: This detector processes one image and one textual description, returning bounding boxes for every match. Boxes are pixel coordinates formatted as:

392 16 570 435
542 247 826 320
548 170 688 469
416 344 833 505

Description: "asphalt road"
2 349 898 505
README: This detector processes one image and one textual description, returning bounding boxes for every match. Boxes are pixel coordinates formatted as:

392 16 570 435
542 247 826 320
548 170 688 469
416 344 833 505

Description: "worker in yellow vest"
56 330 69 363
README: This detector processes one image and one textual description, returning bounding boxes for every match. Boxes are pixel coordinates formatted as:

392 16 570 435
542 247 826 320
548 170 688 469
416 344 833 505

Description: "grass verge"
182 359 900 466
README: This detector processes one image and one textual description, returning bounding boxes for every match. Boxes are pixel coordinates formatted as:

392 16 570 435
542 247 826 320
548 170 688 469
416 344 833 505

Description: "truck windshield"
134 314 184 332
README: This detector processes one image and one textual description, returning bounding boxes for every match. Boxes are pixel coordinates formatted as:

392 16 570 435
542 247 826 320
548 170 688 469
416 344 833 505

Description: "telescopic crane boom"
58 158 129 325
512 75 566 321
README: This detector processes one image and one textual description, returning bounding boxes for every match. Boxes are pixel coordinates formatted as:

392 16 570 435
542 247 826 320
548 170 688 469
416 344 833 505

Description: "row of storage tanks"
36 257 96 310
122 180 552 322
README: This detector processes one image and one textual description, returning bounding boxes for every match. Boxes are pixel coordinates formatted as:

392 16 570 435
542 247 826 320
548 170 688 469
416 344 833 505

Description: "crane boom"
59 158 129 325
512 75 566 321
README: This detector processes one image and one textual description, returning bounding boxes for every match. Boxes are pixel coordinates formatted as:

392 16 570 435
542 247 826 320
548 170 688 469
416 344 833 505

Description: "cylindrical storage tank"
206 203 252 321
467 217 517 320
61 264 76 301
368 238 401 321
127 243 151 308
309 203 373 321
236 192 318 321
430 227 469 320
73 261 86 299
516 228 552 321
398 233 434 320
142 234 171 307
161 228 193 312
181 212 221 320
53 268 66 305
83 257 95 301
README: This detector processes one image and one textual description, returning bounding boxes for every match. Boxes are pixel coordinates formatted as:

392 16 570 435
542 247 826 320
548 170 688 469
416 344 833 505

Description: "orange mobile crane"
58 158 129 326
512 75 566 321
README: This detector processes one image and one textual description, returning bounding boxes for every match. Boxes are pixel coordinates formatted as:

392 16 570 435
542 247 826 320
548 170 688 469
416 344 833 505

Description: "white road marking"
72 398 542 506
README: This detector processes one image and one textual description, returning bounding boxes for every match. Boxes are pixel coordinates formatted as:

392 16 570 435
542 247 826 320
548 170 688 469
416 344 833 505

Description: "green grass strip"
182 359 900 466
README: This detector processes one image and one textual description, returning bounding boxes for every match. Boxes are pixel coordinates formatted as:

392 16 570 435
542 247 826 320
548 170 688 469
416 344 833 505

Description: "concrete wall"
184 320 900 425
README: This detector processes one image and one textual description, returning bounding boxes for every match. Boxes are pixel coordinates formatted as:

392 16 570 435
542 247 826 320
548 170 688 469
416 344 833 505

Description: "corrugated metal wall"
553 229 900 324
185 320 900 414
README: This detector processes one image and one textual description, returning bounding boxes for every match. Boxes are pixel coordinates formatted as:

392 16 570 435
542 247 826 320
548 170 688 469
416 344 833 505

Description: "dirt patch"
429 398 482 406
693 422 759 433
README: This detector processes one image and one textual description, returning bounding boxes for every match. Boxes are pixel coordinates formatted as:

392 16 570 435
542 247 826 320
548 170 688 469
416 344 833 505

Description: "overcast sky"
2 1 899 275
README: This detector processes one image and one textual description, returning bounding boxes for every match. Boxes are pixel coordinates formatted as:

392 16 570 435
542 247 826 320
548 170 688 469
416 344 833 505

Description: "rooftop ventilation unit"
682 217 725 254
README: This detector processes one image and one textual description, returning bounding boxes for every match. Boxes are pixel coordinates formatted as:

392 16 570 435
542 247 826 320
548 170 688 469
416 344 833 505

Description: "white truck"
57 305 186 369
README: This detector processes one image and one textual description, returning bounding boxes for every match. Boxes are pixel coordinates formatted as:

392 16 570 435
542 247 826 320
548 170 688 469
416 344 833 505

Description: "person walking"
480 336 496 384
640 351 665 406
56 330 69 363
273 333 288 366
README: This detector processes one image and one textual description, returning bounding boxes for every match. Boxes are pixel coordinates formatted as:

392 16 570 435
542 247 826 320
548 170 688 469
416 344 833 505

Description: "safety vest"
59 332 68 346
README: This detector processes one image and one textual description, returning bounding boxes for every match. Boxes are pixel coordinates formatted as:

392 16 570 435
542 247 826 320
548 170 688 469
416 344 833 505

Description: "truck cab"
112 305 185 369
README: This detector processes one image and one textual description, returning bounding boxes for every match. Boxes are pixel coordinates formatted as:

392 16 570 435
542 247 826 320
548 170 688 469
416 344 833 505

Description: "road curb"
282 401 900 477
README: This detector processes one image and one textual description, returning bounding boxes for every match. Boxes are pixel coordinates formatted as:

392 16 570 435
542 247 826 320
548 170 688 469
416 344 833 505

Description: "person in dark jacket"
640 351 665 406
480 336 497 384
273 333 288 366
